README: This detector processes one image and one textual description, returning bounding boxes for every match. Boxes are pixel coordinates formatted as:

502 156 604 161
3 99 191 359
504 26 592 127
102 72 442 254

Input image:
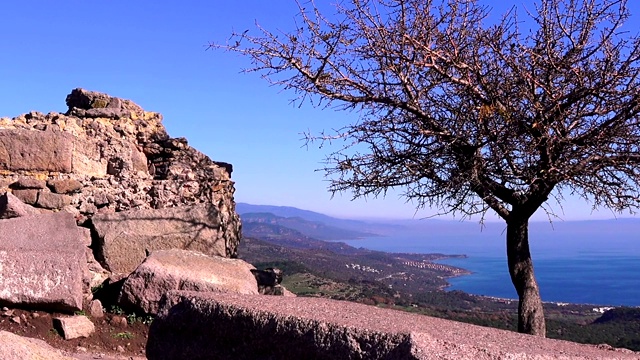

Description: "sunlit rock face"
0 88 241 268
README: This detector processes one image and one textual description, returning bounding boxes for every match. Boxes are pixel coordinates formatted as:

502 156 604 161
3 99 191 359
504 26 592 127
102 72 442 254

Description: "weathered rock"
119 249 258 315
0 89 241 266
66 87 143 114
86 247 110 293
251 268 283 287
10 189 38 205
0 192 40 219
0 129 73 172
262 284 296 296
147 292 640 360
48 178 83 194
53 315 95 340
110 315 128 328
0 330 76 360
89 299 104 318
10 177 46 189
79 227 92 247
36 191 72 209
90 204 233 274
0 212 86 312
251 268 293 296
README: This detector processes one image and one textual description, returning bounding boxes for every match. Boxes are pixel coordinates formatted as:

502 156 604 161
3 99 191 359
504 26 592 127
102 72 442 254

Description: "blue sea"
337 219 640 306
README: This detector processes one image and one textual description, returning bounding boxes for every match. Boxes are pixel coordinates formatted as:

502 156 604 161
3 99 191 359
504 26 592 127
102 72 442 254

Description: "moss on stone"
90 99 108 108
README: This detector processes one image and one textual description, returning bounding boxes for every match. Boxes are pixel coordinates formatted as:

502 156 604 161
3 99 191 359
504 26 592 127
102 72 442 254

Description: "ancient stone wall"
0 89 241 258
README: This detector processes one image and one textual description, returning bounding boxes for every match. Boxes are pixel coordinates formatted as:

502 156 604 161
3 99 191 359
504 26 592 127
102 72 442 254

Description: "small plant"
91 283 104 294
112 331 134 340
142 315 154 325
126 313 154 325
109 305 125 315
74 310 86 316
126 313 138 325
48 328 61 337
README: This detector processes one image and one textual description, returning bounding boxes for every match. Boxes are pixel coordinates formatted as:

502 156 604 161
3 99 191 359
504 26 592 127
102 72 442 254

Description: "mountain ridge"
241 212 378 240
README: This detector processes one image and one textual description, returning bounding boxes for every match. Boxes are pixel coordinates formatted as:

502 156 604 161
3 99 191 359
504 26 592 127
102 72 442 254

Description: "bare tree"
212 0 640 336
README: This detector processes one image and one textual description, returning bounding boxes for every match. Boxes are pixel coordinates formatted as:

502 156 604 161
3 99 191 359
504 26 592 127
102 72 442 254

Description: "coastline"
336 232 640 307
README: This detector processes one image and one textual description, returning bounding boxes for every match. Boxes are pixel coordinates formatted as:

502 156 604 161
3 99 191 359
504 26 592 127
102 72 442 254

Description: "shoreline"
382 250 640 308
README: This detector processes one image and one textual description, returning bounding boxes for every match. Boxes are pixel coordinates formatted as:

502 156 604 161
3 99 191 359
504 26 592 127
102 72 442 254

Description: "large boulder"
119 249 258 315
90 204 235 274
0 212 86 312
0 331 76 360
147 292 640 360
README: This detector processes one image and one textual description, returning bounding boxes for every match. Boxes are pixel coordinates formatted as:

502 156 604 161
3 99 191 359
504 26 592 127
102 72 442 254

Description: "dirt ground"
0 306 150 359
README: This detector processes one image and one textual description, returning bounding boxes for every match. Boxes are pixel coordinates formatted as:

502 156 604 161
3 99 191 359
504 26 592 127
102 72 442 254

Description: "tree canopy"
214 0 640 336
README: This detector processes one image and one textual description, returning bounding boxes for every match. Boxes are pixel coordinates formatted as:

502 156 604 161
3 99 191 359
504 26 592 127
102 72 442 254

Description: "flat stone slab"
119 250 258 315
0 129 73 173
90 204 227 274
0 212 85 312
147 292 639 360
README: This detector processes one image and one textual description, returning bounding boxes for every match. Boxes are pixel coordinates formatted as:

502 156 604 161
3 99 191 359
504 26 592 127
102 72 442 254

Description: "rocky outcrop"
118 250 258 315
0 88 249 313
0 212 86 312
0 88 241 267
148 292 640 360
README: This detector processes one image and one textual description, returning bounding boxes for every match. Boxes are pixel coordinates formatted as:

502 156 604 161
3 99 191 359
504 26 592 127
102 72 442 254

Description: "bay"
337 219 640 306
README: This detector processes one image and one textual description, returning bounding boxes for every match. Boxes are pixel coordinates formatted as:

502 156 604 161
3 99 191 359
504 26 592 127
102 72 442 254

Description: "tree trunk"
506 216 546 336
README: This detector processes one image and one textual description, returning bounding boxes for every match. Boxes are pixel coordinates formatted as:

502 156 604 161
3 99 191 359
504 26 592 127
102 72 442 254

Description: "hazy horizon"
237 202 640 224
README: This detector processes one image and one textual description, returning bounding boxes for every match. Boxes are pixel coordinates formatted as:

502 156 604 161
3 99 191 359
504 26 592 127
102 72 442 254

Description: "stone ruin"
0 89 258 314
0 88 240 259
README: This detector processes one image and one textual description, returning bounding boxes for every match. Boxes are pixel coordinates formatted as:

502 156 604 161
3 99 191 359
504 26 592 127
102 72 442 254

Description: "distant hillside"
241 222 368 256
236 204 339 223
236 203 404 235
241 212 377 240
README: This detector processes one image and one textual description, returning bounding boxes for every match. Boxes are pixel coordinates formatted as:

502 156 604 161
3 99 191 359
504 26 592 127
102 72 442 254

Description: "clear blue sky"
1 1 638 220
